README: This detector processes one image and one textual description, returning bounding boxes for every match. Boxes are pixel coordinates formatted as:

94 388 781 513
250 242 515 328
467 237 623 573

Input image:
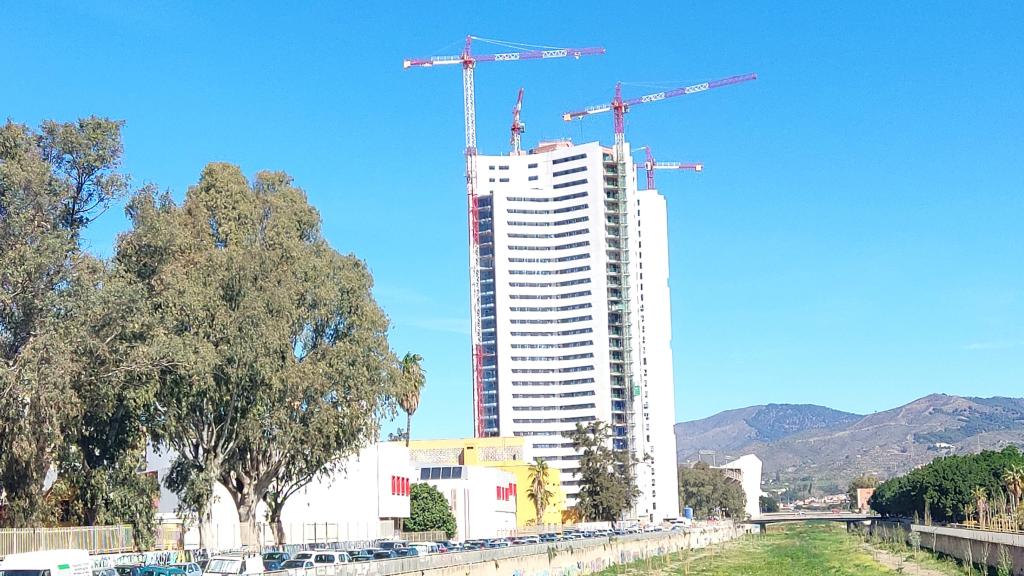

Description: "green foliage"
406 483 456 538
760 495 780 513
870 445 1024 523
564 421 639 522
527 458 554 523
1 117 153 538
678 462 747 519
118 164 408 545
398 353 425 446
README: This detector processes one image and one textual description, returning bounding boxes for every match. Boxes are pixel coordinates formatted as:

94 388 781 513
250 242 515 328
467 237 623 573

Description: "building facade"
416 464 518 541
408 437 566 527
469 139 679 522
146 442 413 549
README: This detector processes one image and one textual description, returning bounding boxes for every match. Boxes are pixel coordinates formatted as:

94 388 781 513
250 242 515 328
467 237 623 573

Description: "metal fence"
0 525 136 557
397 531 446 543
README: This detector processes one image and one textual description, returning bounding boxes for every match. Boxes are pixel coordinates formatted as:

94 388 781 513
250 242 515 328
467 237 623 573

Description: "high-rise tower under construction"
471 138 679 522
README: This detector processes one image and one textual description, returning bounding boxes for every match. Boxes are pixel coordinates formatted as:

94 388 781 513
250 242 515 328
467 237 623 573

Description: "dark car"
372 550 397 560
280 559 313 574
138 567 185 576
115 565 144 576
168 563 201 576
394 548 419 558
262 552 290 572
94 569 119 576
377 541 407 550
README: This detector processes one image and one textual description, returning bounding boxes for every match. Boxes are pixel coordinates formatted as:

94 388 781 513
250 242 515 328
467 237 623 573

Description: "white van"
0 549 92 576
202 554 262 576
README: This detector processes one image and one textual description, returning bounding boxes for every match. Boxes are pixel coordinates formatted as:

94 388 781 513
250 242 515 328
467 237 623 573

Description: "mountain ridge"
675 394 1024 490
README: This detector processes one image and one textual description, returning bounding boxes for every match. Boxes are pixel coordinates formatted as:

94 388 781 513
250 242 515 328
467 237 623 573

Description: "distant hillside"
675 394 1024 491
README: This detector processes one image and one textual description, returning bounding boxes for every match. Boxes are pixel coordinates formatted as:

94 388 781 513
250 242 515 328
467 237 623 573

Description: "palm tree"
397 352 425 447
971 486 988 527
527 457 554 526
1003 466 1024 514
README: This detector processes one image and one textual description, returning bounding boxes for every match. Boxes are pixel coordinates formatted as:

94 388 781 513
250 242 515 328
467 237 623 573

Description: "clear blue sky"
5 2 1022 435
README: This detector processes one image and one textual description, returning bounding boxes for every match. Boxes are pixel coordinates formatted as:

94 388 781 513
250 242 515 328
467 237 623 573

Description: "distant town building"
856 488 876 513
713 454 765 519
468 139 679 521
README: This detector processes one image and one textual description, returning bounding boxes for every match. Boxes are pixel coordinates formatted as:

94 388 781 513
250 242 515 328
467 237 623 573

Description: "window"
509 290 591 300
507 216 589 227
510 278 590 288
509 314 592 324
508 265 591 276
528 175 538 181
510 352 594 361
508 228 588 239
510 327 593 337
553 165 587 177
511 340 593 349
499 178 509 183
506 203 587 215
508 253 589 264
528 163 538 168
510 303 592 312
511 378 595 386
512 403 596 411
553 178 587 189
552 153 587 164
511 365 593 374
507 241 590 252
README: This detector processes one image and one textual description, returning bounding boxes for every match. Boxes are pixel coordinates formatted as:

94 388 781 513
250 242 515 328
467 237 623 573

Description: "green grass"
595 523 919 576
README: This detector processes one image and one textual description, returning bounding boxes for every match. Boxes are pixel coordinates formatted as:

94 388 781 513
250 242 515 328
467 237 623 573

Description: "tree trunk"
197 510 210 550
405 412 412 447
268 501 286 546
236 494 259 548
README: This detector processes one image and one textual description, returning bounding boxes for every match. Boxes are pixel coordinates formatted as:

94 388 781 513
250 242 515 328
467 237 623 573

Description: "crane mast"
511 88 525 155
636 146 703 190
404 36 604 437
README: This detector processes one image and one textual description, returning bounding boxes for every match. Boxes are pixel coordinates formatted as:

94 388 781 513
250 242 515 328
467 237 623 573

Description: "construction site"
403 36 756 523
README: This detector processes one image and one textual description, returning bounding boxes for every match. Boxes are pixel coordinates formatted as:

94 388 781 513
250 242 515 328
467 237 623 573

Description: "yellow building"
408 437 566 528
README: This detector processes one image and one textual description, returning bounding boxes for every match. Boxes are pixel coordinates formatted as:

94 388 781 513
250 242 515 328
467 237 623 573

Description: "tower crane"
562 73 757 146
635 146 702 190
403 36 604 438
510 88 525 155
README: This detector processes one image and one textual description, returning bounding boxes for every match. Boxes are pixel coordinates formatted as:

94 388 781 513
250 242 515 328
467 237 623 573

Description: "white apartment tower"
470 139 680 522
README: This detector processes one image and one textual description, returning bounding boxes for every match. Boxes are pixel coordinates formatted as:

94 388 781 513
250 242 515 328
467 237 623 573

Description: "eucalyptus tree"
0 117 134 526
118 164 408 546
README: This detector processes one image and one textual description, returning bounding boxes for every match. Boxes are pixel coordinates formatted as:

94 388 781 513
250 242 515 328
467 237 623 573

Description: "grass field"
595 523 963 576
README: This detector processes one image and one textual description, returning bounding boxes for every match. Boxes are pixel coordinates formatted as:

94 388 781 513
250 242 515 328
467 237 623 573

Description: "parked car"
394 548 419 558
376 540 407 550
204 554 262 576
1 550 92 576
138 566 185 576
290 553 313 563
94 569 119 576
114 565 144 576
279 559 312 575
372 550 397 560
168 563 201 576
261 552 290 572
311 553 348 566
195 561 208 574
408 543 438 556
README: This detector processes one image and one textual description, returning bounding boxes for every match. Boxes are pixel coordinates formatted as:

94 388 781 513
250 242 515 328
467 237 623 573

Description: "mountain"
675 394 1024 491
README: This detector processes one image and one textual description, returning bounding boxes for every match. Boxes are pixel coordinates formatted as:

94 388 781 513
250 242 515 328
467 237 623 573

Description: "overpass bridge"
747 512 880 526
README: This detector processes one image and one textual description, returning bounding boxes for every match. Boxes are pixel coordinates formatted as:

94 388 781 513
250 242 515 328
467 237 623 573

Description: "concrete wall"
873 522 1024 576
329 525 747 576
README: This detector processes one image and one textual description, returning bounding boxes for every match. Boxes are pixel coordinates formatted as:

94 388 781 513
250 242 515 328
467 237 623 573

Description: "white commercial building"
714 454 765 519
416 464 517 541
469 139 679 522
147 443 413 549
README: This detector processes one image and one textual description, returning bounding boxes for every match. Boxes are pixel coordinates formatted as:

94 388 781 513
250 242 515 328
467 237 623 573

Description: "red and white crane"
510 88 525 155
635 146 703 190
563 73 758 146
403 36 604 438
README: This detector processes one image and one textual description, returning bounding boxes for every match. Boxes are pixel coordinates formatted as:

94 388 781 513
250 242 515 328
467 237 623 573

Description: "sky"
4 2 1022 438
